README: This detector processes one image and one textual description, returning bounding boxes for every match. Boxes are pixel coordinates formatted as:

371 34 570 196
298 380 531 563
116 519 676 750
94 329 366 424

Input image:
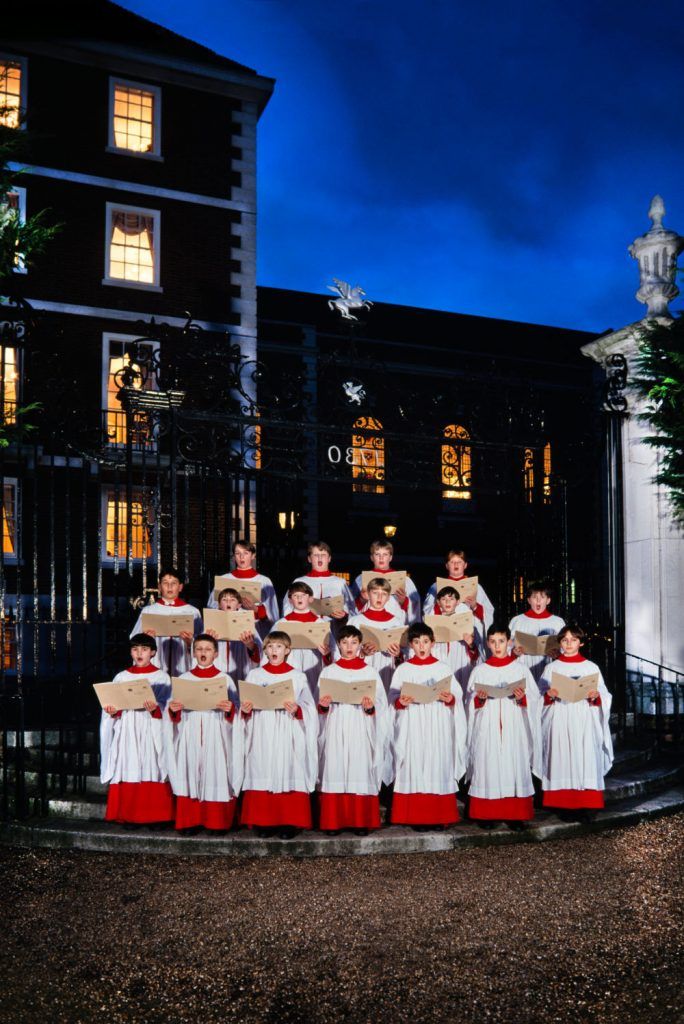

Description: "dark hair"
193 632 218 651
308 540 332 555
288 580 314 597
217 587 241 604
558 623 586 642
159 567 184 585
436 585 460 601
526 580 552 599
487 623 511 640
264 630 292 648
233 539 256 554
337 625 363 643
408 622 434 643
129 632 157 652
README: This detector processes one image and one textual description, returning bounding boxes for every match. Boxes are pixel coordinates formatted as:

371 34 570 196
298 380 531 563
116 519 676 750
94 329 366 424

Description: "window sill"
102 278 163 293
105 146 164 162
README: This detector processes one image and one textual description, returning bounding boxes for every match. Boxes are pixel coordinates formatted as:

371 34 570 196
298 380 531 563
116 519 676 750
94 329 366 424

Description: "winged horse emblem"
327 279 373 320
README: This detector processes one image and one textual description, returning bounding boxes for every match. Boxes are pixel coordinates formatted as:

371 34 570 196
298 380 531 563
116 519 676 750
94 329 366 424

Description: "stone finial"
629 195 684 319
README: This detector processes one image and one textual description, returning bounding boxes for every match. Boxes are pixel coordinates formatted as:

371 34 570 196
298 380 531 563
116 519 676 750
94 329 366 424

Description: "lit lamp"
278 511 297 530
383 523 397 539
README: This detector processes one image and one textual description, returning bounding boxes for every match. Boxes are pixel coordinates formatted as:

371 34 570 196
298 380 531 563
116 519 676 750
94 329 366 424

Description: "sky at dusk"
122 0 684 332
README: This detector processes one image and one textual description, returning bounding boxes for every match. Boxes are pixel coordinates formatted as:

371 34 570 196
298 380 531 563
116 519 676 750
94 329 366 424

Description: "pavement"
0 814 682 1023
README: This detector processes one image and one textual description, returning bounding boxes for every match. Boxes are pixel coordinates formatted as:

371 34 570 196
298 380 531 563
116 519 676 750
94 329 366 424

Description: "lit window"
105 203 160 288
2 481 17 558
352 416 385 494
332 572 350 584
523 448 535 503
543 441 552 504
0 347 18 423
104 491 152 561
0 59 23 129
109 79 161 156
1 187 26 271
104 336 156 449
442 424 472 500
1 613 16 671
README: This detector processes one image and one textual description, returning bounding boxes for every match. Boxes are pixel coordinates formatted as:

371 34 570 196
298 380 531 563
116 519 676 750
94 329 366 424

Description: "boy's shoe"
323 829 341 836
354 829 369 837
278 827 298 840
506 820 528 831
477 821 497 830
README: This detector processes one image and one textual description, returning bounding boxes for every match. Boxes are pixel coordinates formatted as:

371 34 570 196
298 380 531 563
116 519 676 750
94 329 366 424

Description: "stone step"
604 763 682 801
4 785 683 858
46 760 682 823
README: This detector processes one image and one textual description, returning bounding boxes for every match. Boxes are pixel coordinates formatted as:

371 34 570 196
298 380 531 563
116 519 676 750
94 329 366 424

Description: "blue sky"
123 0 684 332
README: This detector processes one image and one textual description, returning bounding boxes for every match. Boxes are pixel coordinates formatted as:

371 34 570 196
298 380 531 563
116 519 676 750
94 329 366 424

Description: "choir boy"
206 586 262 680
100 634 174 825
317 625 389 835
209 539 279 637
539 624 613 820
423 548 494 631
466 624 541 829
431 585 481 692
389 623 467 830
347 577 406 693
351 539 421 624
273 581 331 695
166 634 242 832
239 631 317 839
131 568 202 676
282 541 355 619
509 581 566 686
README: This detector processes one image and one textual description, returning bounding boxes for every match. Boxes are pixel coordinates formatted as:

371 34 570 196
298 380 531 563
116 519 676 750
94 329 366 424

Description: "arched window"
352 416 385 494
543 441 552 504
442 424 471 500
523 447 535 503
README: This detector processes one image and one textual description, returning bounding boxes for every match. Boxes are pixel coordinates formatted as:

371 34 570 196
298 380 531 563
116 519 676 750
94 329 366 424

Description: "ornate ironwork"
604 353 629 413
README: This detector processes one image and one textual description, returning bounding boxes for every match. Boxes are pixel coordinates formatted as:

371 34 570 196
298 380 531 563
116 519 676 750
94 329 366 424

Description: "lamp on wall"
383 523 397 538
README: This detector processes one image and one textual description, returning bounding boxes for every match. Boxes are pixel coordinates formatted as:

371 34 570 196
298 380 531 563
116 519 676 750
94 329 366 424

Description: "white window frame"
100 487 156 565
107 76 162 159
4 185 27 273
102 331 159 448
102 201 162 292
1 477 19 564
0 53 28 131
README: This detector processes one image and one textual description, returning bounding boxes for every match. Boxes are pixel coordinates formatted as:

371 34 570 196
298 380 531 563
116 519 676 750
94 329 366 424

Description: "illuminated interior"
0 347 18 423
113 84 155 153
0 61 21 128
352 416 385 494
105 496 151 560
2 483 16 555
109 210 155 284
442 424 472 499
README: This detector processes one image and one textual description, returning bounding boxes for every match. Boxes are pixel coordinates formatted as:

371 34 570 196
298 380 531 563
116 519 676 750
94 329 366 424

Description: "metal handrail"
624 651 684 682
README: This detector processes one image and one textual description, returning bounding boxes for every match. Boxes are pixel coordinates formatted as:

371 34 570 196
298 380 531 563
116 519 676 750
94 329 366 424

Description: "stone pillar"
581 197 684 674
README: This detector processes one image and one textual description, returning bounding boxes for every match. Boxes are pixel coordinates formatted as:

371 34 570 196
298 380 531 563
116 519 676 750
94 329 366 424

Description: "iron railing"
621 652 684 750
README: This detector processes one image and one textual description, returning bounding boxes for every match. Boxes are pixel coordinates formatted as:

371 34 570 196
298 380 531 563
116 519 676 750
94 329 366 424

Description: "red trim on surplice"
240 790 312 828
390 791 459 825
174 795 237 830
468 795 534 821
542 789 604 810
105 781 175 824
318 792 381 830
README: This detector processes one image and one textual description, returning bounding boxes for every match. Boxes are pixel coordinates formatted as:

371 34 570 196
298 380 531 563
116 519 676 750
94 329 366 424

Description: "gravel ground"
0 817 683 1024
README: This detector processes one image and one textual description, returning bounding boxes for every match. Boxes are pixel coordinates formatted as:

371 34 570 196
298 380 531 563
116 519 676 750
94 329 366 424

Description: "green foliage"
633 313 684 523
0 401 41 448
0 107 62 282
